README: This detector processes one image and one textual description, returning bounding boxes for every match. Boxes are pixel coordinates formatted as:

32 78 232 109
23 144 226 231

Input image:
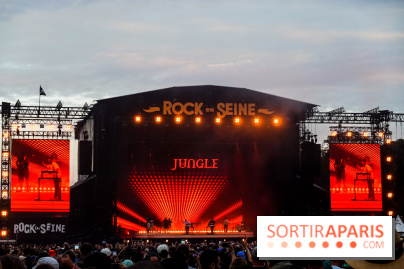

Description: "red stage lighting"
155 116 162 123
234 118 240 124
175 117 182 123
195 117 201 123
253 118 259 124
273 118 279 125
214 200 242 221
387 174 392 180
135 116 141 123
117 202 147 223
215 118 221 124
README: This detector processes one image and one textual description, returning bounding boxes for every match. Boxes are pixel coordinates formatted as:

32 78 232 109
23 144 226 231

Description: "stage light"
253 118 259 124
2 152 9 158
388 211 393 216
146 240 149 243
175 117 182 123
1 211 6 217
195 117 201 123
0 230 6 237
166 240 168 243
331 131 337 137
273 118 279 124
387 193 393 198
66 125 72 130
3 133 8 138
1 191 8 198
135 116 141 123
386 139 391 144
155 116 162 123
387 174 392 180
215 118 221 124
1 171 8 177
234 118 240 124
30 124 35 129
49 124 53 129
363 132 368 137
346 131 352 137
12 124 18 129
378 132 383 138
386 157 392 162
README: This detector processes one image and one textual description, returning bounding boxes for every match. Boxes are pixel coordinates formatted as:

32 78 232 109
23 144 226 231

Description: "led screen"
11 140 70 212
329 144 382 211
116 141 286 234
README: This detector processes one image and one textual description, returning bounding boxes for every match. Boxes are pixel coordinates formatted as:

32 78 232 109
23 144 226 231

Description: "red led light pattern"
117 217 146 231
128 170 228 230
117 201 147 223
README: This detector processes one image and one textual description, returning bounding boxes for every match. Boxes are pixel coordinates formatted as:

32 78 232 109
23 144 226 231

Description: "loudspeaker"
301 142 321 177
79 141 92 175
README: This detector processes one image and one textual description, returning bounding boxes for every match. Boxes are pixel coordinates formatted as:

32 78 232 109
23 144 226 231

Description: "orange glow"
1 171 8 177
1 211 6 217
387 174 392 180
387 193 393 198
66 125 72 130
254 118 259 124
3 133 8 138
234 118 240 124
378 132 384 138
135 116 141 123
363 132 368 137
175 117 182 123
386 139 391 144
12 124 18 129
273 118 279 124
215 118 221 123
2 152 9 158
346 131 352 137
49 124 53 129
386 157 392 162
214 200 242 221
155 116 162 123
30 124 35 129
388 211 393 216
2 191 8 198
331 131 337 137
195 117 201 123
117 202 147 223
1 230 6 237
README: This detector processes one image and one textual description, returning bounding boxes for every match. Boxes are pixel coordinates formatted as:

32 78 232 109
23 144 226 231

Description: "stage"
129 231 255 240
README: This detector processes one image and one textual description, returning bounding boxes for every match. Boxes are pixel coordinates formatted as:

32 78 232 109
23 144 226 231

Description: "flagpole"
39 85 41 114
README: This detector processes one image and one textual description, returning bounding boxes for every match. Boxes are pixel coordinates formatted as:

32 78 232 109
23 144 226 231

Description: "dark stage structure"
1 85 403 242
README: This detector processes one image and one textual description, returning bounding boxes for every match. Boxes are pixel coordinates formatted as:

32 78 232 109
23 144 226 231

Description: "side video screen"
329 144 382 212
11 140 70 212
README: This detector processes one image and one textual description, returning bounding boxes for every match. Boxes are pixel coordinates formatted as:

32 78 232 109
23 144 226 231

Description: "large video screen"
329 144 382 212
117 140 287 233
11 140 70 212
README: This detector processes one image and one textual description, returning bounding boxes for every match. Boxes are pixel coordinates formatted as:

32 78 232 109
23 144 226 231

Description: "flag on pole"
39 85 46 96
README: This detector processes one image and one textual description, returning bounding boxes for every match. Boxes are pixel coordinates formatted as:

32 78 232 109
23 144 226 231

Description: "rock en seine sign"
144 101 274 118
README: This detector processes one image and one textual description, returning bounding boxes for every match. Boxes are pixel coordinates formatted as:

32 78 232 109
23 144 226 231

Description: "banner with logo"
257 216 394 260
11 217 68 240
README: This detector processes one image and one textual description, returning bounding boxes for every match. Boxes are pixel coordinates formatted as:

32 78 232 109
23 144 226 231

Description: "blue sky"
1 0 403 118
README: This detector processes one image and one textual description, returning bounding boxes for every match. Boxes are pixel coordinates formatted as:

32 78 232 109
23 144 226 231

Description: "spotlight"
386 157 392 162
378 132 384 138
387 174 392 180
215 118 221 124
388 211 393 216
386 139 391 144
175 117 182 123
155 116 162 123
387 193 393 198
1 191 8 198
363 132 368 137
66 125 72 130
2 171 8 177
273 118 279 125
2 152 9 158
3 133 8 138
253 118 259 124
331 131 337 137
135 116 141 123
234 118 240 124
195 117 201 123
0 230 6 237
12 124 18 129
1 211 6 217
346 131 352 137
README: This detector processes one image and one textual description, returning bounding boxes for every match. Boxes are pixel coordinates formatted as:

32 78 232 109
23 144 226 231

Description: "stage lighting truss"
326 126 391 144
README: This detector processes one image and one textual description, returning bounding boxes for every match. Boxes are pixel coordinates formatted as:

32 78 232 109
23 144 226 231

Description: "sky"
1 0 404 139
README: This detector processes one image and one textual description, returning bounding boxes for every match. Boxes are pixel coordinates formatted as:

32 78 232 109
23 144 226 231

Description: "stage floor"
128 231 254 240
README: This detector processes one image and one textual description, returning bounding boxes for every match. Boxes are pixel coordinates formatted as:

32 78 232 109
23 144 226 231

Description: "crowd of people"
0 239 351 269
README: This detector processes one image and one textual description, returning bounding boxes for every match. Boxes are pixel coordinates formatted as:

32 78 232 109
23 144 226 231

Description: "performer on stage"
334 156 346 192
42 155 62 200
182 219 191 234
223 217 230 233
167 218 172 230
16 154 29 192
163 217 168 231
356 156 375 200
208 218 215 235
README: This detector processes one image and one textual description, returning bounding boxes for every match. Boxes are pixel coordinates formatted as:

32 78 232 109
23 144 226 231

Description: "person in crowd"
200 249 221 269
60 250 76 269
75 243 93 268
33 257 59 269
